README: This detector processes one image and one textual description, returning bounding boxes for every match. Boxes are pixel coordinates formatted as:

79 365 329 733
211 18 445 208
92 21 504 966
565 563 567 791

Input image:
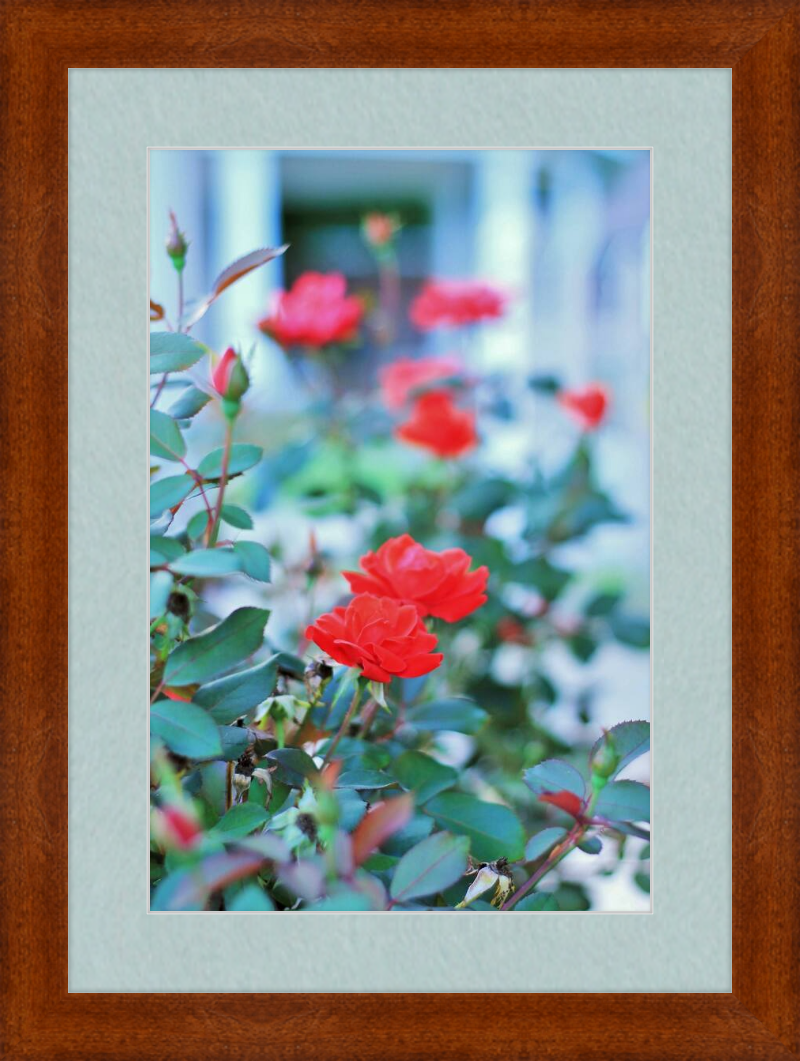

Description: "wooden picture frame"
1 1 796 1057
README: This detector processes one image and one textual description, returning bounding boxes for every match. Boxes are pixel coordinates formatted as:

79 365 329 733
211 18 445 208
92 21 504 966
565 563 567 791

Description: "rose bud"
165 210 188 272
362 212 400 249
557 383 610 431
305 593 443 683
343 533 488 623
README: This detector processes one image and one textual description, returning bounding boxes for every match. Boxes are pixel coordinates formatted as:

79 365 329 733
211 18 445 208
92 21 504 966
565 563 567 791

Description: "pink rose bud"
211 347 250 402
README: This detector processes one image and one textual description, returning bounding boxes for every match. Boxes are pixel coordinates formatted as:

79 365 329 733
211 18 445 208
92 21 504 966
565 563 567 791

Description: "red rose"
557 384 610 431
395 390 478 459
258 272 363 350
379 354 465 411
409 279 507 330
343 534 488 622
305 593 443 683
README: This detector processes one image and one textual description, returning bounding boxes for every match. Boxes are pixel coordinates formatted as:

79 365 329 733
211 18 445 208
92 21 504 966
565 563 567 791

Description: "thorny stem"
502 785 603 911
321 682 363 766
206 419 234 547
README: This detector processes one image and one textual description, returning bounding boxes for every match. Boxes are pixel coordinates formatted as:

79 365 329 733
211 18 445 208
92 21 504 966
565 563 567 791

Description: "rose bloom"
258 272 363 350
211 346 237 395
395 390 478 459
305 593 443 683
557 383 610 431
343 534 488 622
379 354 465 411
409 279 507 330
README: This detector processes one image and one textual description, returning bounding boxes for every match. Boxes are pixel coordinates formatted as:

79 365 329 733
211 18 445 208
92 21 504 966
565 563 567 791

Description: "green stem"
502 785 603 911
322 681 363 766
206 420 233 547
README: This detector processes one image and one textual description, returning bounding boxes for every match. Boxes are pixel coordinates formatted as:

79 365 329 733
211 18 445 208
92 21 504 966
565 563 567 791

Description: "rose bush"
149 208 649 913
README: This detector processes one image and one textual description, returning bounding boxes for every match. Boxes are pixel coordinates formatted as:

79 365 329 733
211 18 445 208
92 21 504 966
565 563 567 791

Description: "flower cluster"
306 534 488 683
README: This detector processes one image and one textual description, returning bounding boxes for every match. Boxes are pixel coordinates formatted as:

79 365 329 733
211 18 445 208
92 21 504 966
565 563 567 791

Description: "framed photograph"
2 2 795 1058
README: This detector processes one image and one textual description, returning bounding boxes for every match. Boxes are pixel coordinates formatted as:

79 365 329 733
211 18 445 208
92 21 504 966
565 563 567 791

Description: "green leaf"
634 871 651 894
221 504 253 530
523 759 586 800
151 850 264 911
150 571 173 618
584 591 623 618
150 332 207 374
307 890 373 912
589 721 649 779
193 656 280 724
186 511 210 540
512 557 572 601
391 751 458 804
595 780 650 823
169 385 212 420
609 614 650 649
424 793 525 862
380 813 434 856
208 803 269 840
406 697 487 735
514 891 559 911
390 832 470 902
265 748 319 788
336 769 395 790
150 700 222 759
150 409 187 461
198 444 264 480
217 726 251 761
227 883 274 911
169 547 243 578
150 535 186 564
577 836 603 855
232 541 272 582
164 607 270 686
524 826 567 862
150 474 194 518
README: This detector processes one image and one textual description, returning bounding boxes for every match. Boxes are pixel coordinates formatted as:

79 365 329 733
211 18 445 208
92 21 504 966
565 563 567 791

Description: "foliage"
149 211 650 912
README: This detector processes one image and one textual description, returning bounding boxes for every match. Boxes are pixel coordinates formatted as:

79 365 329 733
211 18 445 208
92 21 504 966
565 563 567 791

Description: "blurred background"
150 149 651 911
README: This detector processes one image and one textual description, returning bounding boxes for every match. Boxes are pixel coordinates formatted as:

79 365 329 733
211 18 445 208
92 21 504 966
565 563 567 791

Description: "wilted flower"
557 383 610 431
395 390 478 458
343 533 488 622
258 272 363 350
379 354 466 410
409 279 507 330
305 593 443 683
